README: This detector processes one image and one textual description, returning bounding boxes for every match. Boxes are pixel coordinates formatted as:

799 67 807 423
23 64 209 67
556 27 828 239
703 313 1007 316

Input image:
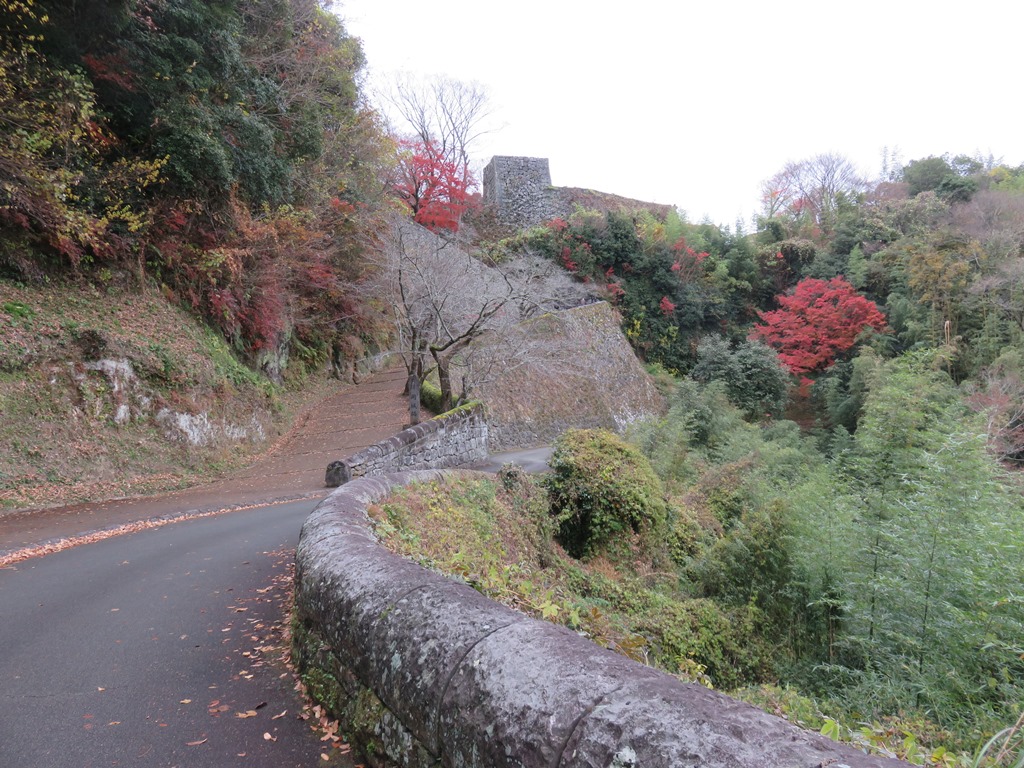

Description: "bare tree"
451 253 593 401
379 73 494 189
761 153 866 234
952 189 1024 262
373 217 590 423
964 354 1024 465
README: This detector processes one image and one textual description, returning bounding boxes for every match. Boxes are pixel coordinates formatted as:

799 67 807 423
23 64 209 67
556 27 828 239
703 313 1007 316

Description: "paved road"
0 371 413 768
0 498 352 767
467 446 553 474
0 368 409 556
0 365 550 767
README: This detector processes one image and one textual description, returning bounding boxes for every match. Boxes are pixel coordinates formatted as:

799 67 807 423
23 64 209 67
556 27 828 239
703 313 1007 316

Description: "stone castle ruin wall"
482 155 674 229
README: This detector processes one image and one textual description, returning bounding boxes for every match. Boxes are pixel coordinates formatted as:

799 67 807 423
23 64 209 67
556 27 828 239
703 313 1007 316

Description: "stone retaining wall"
324 404 487 487
294 473 907 768
482 155 675 230
478 302 665 452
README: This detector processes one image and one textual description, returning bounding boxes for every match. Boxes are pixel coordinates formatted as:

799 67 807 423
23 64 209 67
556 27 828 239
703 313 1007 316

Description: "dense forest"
3 1 1023 763
2 0 393 380
488 155 1024 762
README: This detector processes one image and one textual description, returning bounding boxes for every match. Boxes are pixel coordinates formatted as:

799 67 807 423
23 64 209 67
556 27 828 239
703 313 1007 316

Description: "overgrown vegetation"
546 429 667 559
372 363 1023 764
3 5 1024 762
1 0 391 379
368 469 771 693
494 153 1024 463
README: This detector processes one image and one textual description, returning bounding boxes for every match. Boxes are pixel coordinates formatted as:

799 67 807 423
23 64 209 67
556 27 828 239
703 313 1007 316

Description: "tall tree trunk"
436 356 453 413
406 371 421 426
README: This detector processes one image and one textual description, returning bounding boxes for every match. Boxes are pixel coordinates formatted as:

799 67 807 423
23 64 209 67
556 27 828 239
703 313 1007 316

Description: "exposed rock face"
73 357 266 446
478 301 665 451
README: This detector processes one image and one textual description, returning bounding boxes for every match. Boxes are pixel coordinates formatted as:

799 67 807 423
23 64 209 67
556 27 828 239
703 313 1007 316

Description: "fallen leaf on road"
97 687 105 692
321 754 330 761
263 732 276 742
271 710 286 720
0 504 302 568
254 701 267 710
186 738 207 746
180 699 192 704
235 710 257 719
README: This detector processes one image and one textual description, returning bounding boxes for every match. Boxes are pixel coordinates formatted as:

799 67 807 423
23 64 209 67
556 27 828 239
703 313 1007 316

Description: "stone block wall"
478 302 665 452
324 404 488 487
482 156 559 229
482 155 675 230
294 473 908 768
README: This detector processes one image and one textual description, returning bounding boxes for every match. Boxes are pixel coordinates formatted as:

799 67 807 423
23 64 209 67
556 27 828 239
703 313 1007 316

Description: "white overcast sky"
333 0 1024 229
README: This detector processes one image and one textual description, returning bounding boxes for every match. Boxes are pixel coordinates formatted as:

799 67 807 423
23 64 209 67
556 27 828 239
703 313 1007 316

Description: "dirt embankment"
0 280 350 511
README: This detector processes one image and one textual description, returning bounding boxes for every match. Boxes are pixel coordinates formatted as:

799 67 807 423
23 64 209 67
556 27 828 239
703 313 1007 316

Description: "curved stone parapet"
325 404 488 487
294 473 907 768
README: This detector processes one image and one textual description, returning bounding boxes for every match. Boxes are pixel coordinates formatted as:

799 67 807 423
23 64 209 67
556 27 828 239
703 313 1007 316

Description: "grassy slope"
0 279 326 510
368 470 769 692
367 470 990 764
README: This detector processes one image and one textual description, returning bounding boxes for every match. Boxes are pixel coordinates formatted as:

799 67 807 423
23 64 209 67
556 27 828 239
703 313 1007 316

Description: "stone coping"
295 472 907 768
325 404 487 487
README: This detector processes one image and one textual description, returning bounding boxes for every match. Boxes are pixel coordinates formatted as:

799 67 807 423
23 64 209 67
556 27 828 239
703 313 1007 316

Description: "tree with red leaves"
751 277 887 376
394 139 474 233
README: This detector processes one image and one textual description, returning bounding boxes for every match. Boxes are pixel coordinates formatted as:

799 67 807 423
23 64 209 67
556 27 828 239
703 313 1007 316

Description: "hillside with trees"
2 0 392 373
2 1 1023 763
449 151 1024 763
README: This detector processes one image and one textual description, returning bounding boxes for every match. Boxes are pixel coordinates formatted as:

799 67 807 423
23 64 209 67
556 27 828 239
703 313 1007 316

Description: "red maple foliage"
81 52 138 92
670 238 709 283
394 139 474 233
560 246 578 272
751 277 887 376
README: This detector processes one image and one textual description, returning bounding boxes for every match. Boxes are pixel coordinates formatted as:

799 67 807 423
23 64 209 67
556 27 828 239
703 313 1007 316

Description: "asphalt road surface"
468 446 553 474
0 372 411 767
0 499 353 768
0 367 551 768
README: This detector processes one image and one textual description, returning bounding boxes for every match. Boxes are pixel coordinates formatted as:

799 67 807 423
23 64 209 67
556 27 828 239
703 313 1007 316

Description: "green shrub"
634 596 774 689
665 500 713 565
547 429 667 559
